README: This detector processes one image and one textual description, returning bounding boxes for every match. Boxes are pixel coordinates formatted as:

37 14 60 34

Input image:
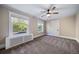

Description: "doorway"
46 20 60 36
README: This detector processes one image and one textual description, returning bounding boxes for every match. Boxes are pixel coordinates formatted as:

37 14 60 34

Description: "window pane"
37 21 44 32
11 16 28 34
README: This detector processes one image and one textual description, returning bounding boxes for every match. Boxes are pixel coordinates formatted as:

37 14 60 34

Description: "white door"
47 20 59 36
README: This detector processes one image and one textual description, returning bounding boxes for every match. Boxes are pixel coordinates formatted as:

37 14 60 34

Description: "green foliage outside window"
37 24 43 32
38 25 42 32
13 20 28 33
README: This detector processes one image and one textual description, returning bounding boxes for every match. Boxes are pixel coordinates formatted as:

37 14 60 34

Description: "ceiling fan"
41 4 59 17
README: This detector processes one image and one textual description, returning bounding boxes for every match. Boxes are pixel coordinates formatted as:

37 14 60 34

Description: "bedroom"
0 4 79 54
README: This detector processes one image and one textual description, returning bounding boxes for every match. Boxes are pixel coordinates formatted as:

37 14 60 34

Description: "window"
37 20 44 32
9 12 29 36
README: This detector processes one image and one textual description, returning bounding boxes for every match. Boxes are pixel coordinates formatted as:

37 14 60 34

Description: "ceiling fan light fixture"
47 14 50 16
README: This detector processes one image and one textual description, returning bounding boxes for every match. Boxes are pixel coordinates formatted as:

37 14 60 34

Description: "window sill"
8 33 33 39
37 31 44 33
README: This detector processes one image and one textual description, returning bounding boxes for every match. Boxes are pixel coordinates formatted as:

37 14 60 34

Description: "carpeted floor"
0 35 79 54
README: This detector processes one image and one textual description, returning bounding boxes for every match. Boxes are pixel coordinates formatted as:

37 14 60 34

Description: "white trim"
47 34 76 40
9 11 30 37
75 38 79 43
9 12 29 20
47 34 79 43
6 33 33 49
47 34 55 36
8 33 33 39
58 35 76 40
34 34 44 38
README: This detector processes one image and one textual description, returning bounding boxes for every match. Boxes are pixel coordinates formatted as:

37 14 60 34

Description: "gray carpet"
0 35 79 54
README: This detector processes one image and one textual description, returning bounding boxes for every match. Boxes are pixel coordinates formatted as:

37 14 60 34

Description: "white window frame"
9 12 30 37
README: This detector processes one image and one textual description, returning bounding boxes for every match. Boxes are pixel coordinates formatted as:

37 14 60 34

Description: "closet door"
47 20 60 36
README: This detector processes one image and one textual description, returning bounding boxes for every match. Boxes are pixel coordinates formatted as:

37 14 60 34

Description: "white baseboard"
58 35 76 40
36 34 79 43
34 34 45 38
47 34 77 41
47 34 56 36
48 34 79 43
75 38 79 43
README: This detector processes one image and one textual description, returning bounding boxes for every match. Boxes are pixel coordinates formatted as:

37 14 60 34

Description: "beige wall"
59 16 76 38
0 8 2 37
0 7 9 38
29 17 45 38
46 15 76 39
76 12 79 42
0 6 45 39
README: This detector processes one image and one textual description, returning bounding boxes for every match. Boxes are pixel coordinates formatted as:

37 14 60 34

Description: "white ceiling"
5 4 79 20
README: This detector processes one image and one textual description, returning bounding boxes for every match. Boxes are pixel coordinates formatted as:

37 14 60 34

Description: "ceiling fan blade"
53 12 59 14
40 10 47 13
41 14 46 17
52 6 56 10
